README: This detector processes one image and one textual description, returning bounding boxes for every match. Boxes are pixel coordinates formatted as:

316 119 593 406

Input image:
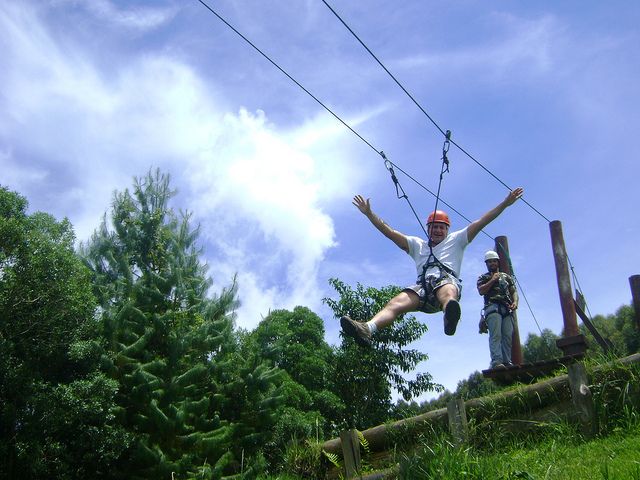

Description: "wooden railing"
323 353 640 479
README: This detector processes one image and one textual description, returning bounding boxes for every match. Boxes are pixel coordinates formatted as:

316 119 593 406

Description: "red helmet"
426 210 450 226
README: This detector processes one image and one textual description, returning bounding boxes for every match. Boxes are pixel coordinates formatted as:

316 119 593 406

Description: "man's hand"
352 195 372 216
505 187 524 206
467 187 524 243
352 194 409 252
508 302 518 311
478 317 488 334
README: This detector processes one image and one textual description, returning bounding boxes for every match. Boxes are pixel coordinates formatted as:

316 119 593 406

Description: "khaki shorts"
403 273 462 314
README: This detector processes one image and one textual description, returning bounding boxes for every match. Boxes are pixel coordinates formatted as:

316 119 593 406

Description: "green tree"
453 371 499 400
81 170 282 478
243 306 344 469
0 186 129 479
248 307 343 421
324 278 442 429
523 328 562 363
581 305 640 358
413 371 501 416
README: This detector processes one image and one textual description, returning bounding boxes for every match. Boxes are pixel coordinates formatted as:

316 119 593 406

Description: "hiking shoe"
492 363 507 370
340 316 372 347
443 299 461 336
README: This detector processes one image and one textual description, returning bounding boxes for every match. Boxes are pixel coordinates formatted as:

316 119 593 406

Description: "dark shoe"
340 316 372 347
443 300 461 336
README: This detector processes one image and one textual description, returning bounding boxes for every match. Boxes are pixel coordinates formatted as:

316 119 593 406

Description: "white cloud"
52 0 177 31
395 13 560 80
0 0 363 330
185 108 352 328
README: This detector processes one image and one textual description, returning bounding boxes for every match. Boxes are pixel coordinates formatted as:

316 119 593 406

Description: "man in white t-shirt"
340 187 523 347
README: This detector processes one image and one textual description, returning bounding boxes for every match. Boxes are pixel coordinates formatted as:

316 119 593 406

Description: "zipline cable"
570 260 594 320
495 242 544 336
320 0 447 138
320 0 552 224
195 0 443 232
321 0 585 333
195 0 542 332
196 0 521 241
195 0 380 157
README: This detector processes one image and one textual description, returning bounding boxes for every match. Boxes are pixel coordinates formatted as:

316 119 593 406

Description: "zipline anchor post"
549 220 587 357
495 235 523 365
630 275 640 330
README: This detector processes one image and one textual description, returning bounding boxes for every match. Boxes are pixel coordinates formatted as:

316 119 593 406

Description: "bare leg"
369 290 420 330
436 284 459 310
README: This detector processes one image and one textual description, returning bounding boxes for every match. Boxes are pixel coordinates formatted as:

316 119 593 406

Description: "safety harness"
482 272 514 315
418 252 461 310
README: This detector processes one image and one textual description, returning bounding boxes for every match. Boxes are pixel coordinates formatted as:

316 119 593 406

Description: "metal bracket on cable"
441 130 451 178
381 151 406 199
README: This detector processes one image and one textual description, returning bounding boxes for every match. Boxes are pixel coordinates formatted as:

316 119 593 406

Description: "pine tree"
82 170 282 478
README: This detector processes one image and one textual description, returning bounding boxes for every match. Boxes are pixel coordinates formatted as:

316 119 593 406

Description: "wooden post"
340 429 361 479
549 221 587 357
447 398 469 446
574 290 613 353
567 362 597 437
495 235 523 365
629 275 640 330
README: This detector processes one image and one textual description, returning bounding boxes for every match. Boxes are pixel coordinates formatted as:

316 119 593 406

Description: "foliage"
522 328 562 363
588 357 640 436
324 278 441 430
80 170 283 478
390 399 423 420
245 307 344 427
242 306 344 472
14 375 132 479
281 440 327 480
582 305 640 358
0 186 129 479
454 371 500 400
523 303 639 364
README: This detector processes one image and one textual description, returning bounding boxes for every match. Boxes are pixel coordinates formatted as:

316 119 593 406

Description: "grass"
393 358 640 480
272 357 640 479
500 431 640 479
394 427 640 480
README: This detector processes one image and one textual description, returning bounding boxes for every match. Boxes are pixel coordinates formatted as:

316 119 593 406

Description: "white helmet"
484 250 499 262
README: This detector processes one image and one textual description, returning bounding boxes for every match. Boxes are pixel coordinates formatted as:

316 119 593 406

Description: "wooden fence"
322 353 640 479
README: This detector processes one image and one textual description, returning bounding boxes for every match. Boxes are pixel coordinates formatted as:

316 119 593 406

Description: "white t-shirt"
406 227 469 279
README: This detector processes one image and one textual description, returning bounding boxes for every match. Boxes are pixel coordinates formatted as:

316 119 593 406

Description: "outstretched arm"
467 188 524 243
353 195 409 253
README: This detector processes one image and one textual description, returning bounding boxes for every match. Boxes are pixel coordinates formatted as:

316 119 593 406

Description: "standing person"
477 250 518 368
340 188 524 347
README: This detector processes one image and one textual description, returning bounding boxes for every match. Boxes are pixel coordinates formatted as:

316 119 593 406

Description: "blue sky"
1 0 639 399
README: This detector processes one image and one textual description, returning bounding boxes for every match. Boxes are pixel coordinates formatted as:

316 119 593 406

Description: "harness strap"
420 253 460 282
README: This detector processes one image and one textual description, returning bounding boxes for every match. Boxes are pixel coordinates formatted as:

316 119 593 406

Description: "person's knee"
436 284 458 304
387 293 415 313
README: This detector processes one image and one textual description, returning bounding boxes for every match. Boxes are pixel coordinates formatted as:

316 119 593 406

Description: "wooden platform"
482 354 585 385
